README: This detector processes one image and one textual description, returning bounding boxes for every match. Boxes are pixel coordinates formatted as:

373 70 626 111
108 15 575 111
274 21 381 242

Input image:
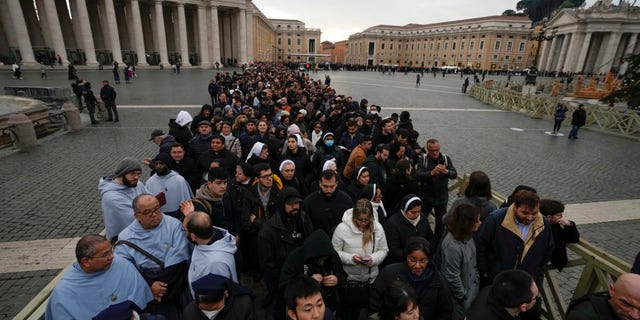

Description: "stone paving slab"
0 270 59 320
0 238 78 273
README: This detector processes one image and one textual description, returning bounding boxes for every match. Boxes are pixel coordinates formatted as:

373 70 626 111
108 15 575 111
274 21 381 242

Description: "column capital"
154 0 163 5
209 2 218 9
177 2 184 8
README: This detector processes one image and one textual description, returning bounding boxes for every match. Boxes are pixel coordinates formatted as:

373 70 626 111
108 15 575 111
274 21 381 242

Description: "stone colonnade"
0 0 252 68
537 28 639 74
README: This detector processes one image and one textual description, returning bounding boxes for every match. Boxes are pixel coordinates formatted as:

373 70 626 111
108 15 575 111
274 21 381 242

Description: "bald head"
610 273 640 320
184 211 214 241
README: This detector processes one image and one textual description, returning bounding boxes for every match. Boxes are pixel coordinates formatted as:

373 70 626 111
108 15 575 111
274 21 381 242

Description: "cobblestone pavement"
0 69 638 319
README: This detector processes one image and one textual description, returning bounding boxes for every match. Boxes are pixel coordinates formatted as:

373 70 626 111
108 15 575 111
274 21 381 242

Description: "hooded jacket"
190 104 213 134
169 111 193 148
331 208 388 283
279 230 348 312
257 187 313 292
188 226 239 290
98 176 148 239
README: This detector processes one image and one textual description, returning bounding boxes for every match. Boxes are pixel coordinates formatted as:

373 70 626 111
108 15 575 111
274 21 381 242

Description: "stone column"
238 9 247 65
74 0 98 65
575 32 592 73
154 0 169 66
129 0 147 66
177 3 191 66
6 0 37 66
556 34 571 72
42 0 68 63
197 4 209 68
544 36 558 72
0 1 18 49
598 32 622 74
563 32 583 73
209 3 221 66
104 0 122 64
537 39 549 70
246 9 254 63
619 33 638 75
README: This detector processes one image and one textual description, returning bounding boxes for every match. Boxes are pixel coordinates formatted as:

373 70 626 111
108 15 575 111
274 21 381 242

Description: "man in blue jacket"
476 189 554 320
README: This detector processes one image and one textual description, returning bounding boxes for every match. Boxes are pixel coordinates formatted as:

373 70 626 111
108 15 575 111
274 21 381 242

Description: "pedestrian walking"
112 62 120 84
462 77 470 93
568 104 587 140
68 63 78 81
100 80 119 122
40 63 48 79
553 102 568 134
12 62 22 79
416 73 421 87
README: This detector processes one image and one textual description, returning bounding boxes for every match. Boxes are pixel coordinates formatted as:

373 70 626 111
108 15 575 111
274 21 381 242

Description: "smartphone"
361 256 371 262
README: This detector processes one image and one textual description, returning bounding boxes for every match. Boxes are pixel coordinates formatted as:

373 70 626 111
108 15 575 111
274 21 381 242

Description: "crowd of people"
45 62 640 320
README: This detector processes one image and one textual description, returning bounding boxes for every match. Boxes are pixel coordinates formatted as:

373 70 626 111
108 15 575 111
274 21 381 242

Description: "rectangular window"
479 41 484 50
519 42 525 52
390 44 394 50
470 41 474 50
297 39 301 46
368 42 375 55
494 41 501 51
444 42 448 50
287 38 291 46
452 42 456 50
507 41 513 51
382 43 385 50
493 54 498 60
461 42 465 50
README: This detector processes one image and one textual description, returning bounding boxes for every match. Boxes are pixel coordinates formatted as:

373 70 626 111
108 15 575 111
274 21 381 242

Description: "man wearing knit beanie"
98 157 148 243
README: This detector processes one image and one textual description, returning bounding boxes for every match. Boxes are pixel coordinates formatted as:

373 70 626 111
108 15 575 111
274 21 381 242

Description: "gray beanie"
114 157 142 177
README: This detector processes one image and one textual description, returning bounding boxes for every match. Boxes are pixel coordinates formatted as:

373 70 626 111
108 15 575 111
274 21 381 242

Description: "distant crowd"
46 62 640 320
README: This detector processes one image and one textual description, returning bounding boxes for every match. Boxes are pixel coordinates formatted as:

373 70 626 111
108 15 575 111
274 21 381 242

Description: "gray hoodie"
98 176 148 239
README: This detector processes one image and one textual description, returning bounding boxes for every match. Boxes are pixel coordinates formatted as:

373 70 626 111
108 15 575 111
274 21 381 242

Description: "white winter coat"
331 208 389 283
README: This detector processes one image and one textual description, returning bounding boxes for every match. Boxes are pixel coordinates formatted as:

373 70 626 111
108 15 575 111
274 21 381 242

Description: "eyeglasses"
407 257 429 265
90 248 114 259
137 205 161 216
355 218 370 224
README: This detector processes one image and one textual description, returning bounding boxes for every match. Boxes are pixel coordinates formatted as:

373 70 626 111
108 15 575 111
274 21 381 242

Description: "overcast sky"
253 0 598 43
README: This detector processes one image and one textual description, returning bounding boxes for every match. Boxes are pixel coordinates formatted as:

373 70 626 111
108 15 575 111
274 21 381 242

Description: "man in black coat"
197 134 240 179
568 103 587 139
466 270 539 320
414 138 457 242
99 80 118 122
302 170 352 238
258 187 313 313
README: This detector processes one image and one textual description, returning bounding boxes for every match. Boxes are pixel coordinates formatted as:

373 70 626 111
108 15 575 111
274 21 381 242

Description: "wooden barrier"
468 84 640 140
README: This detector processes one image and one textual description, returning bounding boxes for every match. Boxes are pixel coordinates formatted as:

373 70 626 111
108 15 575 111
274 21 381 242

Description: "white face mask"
369 110 378 115
202 308 223 319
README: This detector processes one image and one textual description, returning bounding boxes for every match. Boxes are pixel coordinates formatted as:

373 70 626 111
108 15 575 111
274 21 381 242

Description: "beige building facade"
270 19 321 64
0 0 283 68
347 15 534 71
539 2 640 74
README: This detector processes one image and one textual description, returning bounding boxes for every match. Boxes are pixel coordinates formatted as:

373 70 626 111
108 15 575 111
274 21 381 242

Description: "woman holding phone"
332 199 389 319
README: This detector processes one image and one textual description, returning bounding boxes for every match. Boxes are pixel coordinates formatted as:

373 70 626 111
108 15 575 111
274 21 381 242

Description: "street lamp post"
526 18 557 85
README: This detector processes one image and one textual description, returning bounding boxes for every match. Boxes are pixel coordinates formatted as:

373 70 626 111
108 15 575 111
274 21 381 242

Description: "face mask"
324 140 334 147
369 110 378 115
202 308 223 319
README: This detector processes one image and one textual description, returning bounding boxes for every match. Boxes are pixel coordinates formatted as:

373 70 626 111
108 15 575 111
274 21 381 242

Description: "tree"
502 9 517 15
602 53 640 109
516 0 586 22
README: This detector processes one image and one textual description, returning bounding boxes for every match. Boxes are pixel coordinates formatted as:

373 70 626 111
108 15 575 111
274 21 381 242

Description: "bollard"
7 113 38 151
62 101 82 132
